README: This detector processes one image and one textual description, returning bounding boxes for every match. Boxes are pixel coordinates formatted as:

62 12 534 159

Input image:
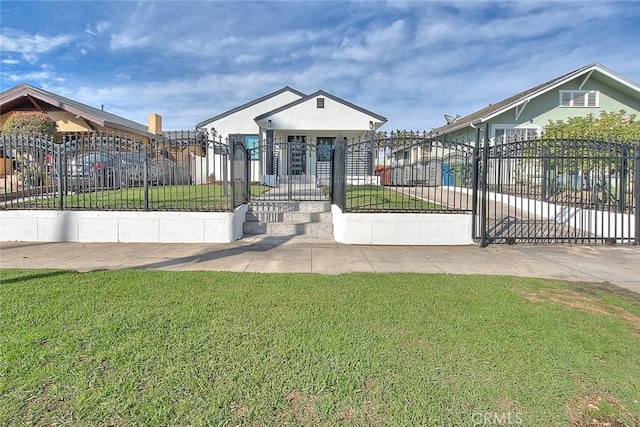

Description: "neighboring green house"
433 63 640 144
388 63 640 186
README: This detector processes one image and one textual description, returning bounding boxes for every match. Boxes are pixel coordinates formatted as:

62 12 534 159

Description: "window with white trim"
493 126 540 144
559 90 599 107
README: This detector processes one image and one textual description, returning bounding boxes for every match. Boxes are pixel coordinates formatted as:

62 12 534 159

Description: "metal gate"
246 136 331 201
473 133 639 245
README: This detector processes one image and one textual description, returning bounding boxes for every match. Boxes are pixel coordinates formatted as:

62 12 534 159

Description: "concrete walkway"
1 236 639 293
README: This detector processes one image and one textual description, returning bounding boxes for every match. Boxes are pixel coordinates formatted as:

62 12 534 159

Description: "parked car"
64 151 121 192
118 153 164 187
58 150 194 192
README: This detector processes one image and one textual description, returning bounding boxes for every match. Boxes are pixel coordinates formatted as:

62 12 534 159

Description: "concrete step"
283 211 332 224
244 200 333 239
247 201 330 214
248 201 298 213
298 201 331 213
245 211 285 223
246 211 333 224
243 221 333 237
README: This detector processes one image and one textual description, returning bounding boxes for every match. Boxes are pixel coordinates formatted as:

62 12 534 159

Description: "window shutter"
561 92 571 106
573 92 585 107
587 92 597 107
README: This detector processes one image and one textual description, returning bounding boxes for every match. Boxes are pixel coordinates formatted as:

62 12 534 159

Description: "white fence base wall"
447 186 636 240
0 205 248 243
331 205 474 245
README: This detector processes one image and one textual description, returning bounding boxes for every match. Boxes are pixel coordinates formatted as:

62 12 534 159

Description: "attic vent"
317 97 325 109
560 90 599 107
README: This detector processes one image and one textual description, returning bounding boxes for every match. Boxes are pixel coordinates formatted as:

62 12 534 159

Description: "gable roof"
196 86 306 128
0 83 153 136
254 90 387 124
433 63 640 134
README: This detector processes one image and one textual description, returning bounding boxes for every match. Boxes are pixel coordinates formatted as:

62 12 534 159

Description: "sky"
1 1 639 132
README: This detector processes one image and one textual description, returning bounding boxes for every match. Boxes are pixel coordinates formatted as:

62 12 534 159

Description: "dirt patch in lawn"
526 288 640 334
229 399 249 420
338 378 386 425
564 393 639 426
277 390 321 424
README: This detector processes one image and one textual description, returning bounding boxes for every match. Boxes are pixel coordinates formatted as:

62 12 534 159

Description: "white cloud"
233 54 263 65
332 20 408 63
0 29 72 62
96 21 111 34
110 33 152 50
2 58 19 65
13 0 638 133
7 70 65 83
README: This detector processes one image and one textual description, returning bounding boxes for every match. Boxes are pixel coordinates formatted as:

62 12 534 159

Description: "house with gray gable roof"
197 87 386 185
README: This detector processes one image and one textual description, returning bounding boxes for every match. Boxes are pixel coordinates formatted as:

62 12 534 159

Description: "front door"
288 136 306 176
316 137 335 187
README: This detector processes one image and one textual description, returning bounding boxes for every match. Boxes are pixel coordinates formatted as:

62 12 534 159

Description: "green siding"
447 73 640 144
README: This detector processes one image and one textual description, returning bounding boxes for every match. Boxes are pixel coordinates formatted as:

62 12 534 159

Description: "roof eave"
1 86 109 128
196 86 306 128
254 90 387 123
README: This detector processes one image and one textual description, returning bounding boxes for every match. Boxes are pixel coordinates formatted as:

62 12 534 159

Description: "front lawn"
8 184 270 210
343 185 441 211
1 270 639 426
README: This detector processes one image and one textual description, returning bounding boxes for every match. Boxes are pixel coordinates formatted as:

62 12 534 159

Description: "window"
317 97 325 109
230 134 259 159
316 137 335 161
493 126 539 144
559 90 599 107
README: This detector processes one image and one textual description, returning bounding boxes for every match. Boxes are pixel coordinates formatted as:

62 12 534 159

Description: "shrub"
544 110 640 141
2 111 58 139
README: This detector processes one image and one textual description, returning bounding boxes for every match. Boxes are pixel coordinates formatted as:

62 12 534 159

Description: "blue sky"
1 1 639 131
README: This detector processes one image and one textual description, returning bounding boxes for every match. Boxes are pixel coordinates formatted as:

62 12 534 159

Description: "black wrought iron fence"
332 131 475 212
0 130 243 211
475 133 639 245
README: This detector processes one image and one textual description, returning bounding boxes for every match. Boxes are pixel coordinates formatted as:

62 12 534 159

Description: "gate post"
245 142 251 204
471 126 481 241
619 146 628 213
222 153 229 196
287 138 293 201
143 142 149 211
56 139 63 210
542 147 552 202
230 139 236 209
634 145 640 245
331 135 347 210
480 123 490 247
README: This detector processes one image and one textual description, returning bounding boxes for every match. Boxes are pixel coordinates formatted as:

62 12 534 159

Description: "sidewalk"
1 237 639 293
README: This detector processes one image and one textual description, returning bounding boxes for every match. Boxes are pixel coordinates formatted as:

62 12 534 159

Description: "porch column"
266 129 274 175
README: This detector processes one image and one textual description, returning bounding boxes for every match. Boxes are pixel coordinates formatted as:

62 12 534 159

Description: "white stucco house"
196 87 387 185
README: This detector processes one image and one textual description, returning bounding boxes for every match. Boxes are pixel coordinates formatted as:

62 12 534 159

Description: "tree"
543 110 640 141
1 112 59 187
542 110 639 205
2 111 58 138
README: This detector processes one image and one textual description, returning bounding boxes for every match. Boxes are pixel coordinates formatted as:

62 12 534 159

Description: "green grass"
14 184 269 210
344 185 440 211
1 270 639 426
